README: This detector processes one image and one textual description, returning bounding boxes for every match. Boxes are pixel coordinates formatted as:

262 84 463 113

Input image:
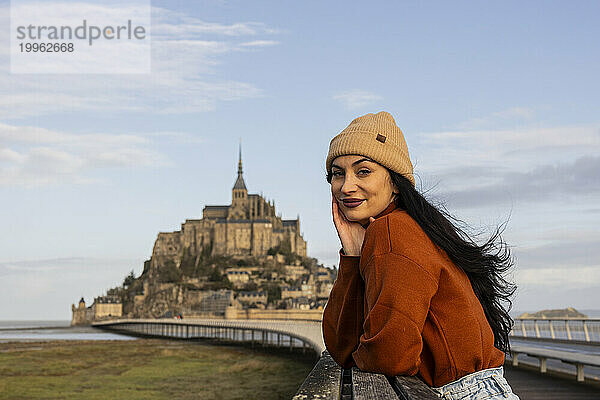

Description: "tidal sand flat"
0 339 315 400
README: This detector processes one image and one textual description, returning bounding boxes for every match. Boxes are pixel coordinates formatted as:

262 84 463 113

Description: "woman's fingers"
332 197 351 238
331 196 341 228
332 196 347 227
331 195 368 256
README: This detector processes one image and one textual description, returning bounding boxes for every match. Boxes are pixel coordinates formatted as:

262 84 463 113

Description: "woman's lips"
341 198 365 208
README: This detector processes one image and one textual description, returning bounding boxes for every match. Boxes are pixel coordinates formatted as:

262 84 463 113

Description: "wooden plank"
292 351 341 400
352 367 398 400
390 376 438 400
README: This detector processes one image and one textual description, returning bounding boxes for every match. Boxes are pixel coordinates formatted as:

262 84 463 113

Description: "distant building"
226 269 250 287
236 291 268 307
290 296 311 310
300 275 315 297
71 146 321 321
93 296 123 319
285 264 308 281
316 282 334 298
71 297 94 326
71 296 122 326
316 271 330 281
282 286 304 300
150 146 307 272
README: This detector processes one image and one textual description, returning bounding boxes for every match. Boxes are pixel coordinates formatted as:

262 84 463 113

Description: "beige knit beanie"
326 111 415 187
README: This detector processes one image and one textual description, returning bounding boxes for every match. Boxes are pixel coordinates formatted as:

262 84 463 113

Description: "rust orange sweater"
322 202 505 387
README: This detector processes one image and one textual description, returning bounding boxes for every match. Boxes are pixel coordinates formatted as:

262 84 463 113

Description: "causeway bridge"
93 318 325 354
93 318 600 399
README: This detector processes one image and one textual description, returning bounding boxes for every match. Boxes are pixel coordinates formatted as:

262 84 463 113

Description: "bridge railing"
510 318 600 342
509 344 600 382
93 319 321 356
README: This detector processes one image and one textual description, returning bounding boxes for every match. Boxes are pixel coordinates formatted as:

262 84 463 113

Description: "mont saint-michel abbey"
150 148 307 269
71 147 334 325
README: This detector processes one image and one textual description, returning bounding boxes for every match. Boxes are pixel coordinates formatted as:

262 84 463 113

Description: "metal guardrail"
510 318 600 342
510 344 600 382
93 319 323 356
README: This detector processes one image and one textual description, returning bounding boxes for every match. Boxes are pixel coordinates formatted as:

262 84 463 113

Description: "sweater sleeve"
322 250 364 369
352 252 439 377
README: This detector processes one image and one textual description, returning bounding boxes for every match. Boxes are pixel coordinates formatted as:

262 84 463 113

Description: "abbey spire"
233 141 247 190
232 141 248 204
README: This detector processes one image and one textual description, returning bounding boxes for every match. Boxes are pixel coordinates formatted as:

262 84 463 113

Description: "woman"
322 111 519 399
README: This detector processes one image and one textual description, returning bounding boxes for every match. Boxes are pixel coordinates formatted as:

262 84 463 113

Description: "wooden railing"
293 351 438 400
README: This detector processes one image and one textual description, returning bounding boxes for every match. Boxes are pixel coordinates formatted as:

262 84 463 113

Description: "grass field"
0 339 315 400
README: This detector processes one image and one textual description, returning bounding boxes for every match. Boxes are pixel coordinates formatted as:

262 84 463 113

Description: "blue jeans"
431 367 520 399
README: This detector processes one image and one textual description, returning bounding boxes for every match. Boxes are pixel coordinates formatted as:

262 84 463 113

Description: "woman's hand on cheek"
331 195 375 256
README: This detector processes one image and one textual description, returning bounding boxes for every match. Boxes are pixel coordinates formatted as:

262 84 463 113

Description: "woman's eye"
357 169 370 176
331 170 343 177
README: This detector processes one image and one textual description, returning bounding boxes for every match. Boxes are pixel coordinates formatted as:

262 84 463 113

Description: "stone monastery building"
151 147 307 268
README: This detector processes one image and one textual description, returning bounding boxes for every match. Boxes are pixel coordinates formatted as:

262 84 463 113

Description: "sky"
0 0 599 319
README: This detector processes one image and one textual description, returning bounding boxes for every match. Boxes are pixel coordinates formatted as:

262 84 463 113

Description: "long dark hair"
326 169 516 353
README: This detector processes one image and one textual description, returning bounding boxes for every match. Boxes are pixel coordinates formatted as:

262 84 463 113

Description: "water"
0 320 136 342
0 320 71 329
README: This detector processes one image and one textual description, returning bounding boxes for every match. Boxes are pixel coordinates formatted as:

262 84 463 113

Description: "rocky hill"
518 307 587 319
105 239 335 319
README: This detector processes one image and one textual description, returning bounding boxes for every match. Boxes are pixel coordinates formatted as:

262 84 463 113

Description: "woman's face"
330 155 397 225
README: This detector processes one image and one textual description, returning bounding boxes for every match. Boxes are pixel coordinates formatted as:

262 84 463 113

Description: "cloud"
419 124 600 172
0 122 169 186
458 107 536 130
239 40 280 47
0 4 279 118
512 284 600 312
148 131 204 144
0 256 142 319
0 93 119 119
0 147 26 163
0 123 147 146
515 266 600 289
332 90 383 110
512 234 600 270
411 122 600 210
151 8 281 37
0 257 96 275
431 154 600 208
